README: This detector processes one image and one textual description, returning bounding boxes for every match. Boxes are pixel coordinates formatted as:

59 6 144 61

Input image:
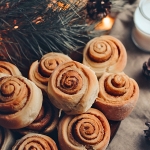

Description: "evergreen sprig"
0 0 134 68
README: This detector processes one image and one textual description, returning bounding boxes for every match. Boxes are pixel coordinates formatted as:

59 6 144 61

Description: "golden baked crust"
12 133 58 150
29 52 72 93
83 35 127 78
0 61 22 76
0 75 43 129
94 72 139 121
58 108 110 150
47 61 99 115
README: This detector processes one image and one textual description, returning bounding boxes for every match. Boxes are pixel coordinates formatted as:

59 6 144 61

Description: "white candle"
132 0 150 52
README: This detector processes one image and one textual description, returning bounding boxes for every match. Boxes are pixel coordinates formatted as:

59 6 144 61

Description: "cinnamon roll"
14 98 59 135
29 52 72 93
83 35 127 78
0 75 43 129
58 108 110 150
47 61 99 115
94 72 139 121
0 73 9 78
12 133 58 150
0 61 22 76
0 126 15 150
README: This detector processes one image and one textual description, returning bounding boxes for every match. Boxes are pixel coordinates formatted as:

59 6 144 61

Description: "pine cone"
86 0 112 20
144 122 150 141
128 0 136 4
142 58 150 79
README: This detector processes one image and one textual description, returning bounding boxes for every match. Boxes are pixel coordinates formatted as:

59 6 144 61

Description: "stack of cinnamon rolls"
0 35 139 150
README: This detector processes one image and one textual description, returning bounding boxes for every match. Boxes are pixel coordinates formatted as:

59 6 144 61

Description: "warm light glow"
47 1 70 11
14 26 19 29
95 16 115 31
57 1 70 10
103 17 111 25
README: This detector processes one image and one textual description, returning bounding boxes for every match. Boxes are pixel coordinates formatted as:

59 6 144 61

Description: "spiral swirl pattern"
0 76 28 114
58 108 110 150
0 61 22 76
47 61 99 115
12 133 58 150
0 75 43 129
57 70 83 95
70 114 104 145
94 72 139 121
104 74 129 96
88 40 112 63
29 52 72 93
15 99 59 135
83 35 127 78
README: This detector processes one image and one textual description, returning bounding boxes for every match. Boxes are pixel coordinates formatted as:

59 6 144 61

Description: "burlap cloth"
106 1 150 150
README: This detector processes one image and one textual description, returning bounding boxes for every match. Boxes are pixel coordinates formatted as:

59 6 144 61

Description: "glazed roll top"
0 75 43 129
47 61 99 115
83 35 127 78
29 52 72 93
58 108 110 150
12 133 58 150
94 72 139 121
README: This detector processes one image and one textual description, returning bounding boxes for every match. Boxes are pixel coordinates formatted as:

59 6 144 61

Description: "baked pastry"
12 133 58 150
83 35 127 78
0 61 22 76
58 108 110 150
14 97 59 135
94 72 139 121
0 75 43 129
47 60 99 115
0 126 15 150
0 73 9 78
29 52 72 93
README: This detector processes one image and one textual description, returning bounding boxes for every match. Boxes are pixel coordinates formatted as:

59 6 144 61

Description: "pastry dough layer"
94 72 139 121
83 35 127 78
29 52 72 93
0 75 43 129
58 108 110 150
47 61 99 115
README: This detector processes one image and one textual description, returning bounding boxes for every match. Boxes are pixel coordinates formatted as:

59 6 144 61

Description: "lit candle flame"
95 16 115 31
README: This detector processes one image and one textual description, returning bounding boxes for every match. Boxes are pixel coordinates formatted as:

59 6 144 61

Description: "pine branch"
0 0 134 69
